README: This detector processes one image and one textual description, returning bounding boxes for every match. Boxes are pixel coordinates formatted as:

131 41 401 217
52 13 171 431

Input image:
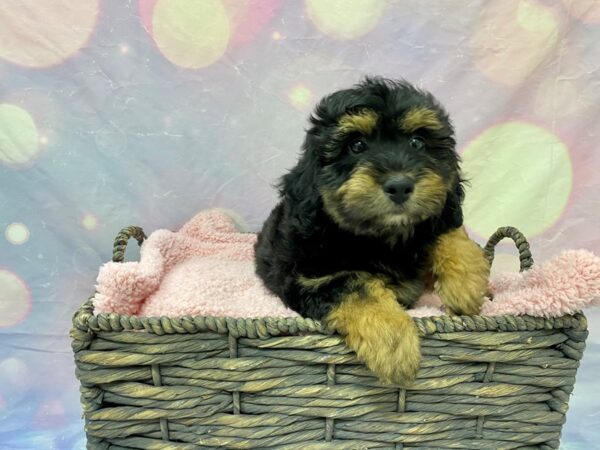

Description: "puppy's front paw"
430 228 490 316
355 312 421 386
436 271 488 316
327 283 421 386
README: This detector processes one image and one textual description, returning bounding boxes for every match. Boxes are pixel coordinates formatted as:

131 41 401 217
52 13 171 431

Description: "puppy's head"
281 77 463 238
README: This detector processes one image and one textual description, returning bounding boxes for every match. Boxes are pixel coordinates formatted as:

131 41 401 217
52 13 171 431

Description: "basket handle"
112 226 147 262
483 226 533 272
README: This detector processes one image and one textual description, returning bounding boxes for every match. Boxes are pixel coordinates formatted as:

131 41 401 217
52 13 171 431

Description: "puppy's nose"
383 175 415 205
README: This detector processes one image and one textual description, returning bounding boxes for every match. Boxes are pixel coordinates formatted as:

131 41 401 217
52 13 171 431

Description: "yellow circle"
82 214 98 231
5 223 29 245
0 270 31 327
462 121 572 238
0 0 98 68
306 0 386 39
470 0 559 86
288 84 314 110
152 0 230 69
0 104 40 167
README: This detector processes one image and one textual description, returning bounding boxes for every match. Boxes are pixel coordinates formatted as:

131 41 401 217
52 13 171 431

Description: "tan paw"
351 312 421 386
436 272 488 316
430 227 490 316
327 282 421 386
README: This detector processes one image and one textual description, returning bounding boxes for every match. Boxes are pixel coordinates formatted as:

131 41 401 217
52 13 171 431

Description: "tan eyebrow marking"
337 109 378 135
399 107 443 133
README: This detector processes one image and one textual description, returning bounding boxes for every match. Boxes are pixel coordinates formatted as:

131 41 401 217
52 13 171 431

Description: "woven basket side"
72 319 588 449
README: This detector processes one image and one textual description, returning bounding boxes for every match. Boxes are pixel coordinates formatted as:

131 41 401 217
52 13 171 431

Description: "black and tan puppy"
255 77 489 385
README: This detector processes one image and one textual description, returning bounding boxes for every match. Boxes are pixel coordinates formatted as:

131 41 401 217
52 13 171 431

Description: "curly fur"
254 77 488 385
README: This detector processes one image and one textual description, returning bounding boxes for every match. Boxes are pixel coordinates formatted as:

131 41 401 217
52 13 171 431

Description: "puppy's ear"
311 88 364 127
278 131 322 236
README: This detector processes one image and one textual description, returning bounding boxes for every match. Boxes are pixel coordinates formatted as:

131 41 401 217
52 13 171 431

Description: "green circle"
462 121 572 238
152 0 230 69
306 0 385 39
0 104 39 166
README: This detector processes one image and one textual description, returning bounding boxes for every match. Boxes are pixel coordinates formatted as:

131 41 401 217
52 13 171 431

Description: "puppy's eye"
348 138 368 154
409 136 425 150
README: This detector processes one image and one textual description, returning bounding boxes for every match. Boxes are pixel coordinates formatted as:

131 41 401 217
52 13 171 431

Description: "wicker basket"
71 226 588 450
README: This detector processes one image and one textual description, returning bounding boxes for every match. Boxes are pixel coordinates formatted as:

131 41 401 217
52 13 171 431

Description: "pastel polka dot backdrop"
0 1 598 447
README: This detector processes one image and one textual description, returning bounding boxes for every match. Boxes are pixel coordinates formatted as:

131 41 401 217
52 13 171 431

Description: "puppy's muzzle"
383 175 415 205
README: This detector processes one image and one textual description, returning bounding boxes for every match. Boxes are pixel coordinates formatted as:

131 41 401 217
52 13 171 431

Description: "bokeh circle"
152 0 230 69
306 0 386 40
288 84 314 111
0 0 99 68
0 104 40 167
82 214 99 231
141 0 280 50
34 399 67 428
461 121 572 238
470 0 561 86
5 223 29 245
0 357 31 391
0 270 32 328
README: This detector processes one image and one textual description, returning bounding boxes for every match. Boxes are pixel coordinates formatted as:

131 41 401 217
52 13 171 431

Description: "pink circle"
138 0 158 33
0 269 32 328
33 399 67 429
224 0 282 49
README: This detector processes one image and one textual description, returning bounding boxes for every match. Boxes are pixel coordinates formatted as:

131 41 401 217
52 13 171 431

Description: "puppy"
255 77 490 386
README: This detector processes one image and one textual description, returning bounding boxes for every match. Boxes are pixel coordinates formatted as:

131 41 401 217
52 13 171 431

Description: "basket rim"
72 295 588 342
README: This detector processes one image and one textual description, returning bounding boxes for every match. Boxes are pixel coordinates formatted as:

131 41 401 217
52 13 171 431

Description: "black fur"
255 77 464 320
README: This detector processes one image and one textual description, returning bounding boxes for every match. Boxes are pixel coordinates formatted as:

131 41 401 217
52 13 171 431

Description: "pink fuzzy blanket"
94 209 600 319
